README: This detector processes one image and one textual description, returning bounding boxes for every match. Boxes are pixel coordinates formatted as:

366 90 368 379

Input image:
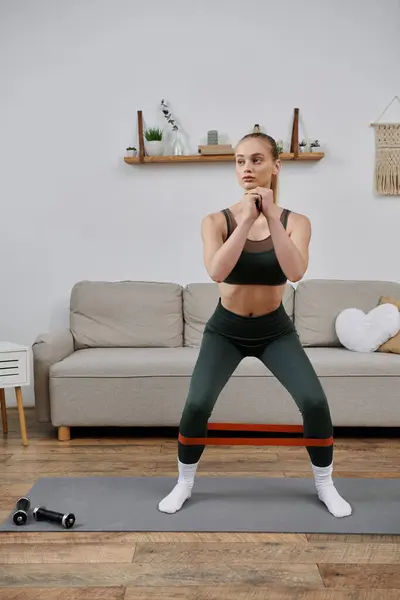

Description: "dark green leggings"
178 300 333 467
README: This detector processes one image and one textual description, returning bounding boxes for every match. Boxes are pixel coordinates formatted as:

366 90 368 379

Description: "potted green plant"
299 139 308 153
310 139 321 152
126 146 137 157
144 127 164 156
276 139 284 154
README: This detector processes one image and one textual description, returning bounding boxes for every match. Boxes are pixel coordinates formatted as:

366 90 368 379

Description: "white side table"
0 342 29 446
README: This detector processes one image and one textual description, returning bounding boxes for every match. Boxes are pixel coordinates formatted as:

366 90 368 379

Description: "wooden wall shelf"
125 108 324 166
124 152 324 165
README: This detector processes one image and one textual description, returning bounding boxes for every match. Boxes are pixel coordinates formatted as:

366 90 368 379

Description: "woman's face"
235 138 280 190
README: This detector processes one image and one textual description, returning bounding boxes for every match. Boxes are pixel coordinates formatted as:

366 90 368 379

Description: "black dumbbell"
13 496 30 526
33 506 75 529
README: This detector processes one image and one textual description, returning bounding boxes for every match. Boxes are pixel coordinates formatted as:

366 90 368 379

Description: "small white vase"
299 146 308 153
126 150 137 157
171 129 185 156
145 140 164 156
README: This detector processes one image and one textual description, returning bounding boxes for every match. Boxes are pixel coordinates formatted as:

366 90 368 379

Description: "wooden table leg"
14 386 28 446
0 388 7 435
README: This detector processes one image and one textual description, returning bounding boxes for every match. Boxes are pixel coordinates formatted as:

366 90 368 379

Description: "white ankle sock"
158 459 199 514
312 463 352 518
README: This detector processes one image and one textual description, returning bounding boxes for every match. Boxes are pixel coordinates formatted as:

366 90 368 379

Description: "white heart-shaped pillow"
335 304 400 352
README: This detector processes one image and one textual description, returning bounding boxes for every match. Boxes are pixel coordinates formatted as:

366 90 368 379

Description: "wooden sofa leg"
58 426 71 441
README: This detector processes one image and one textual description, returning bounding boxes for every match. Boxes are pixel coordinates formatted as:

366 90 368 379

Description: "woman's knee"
301 393 332 432
182 399 210 421
180 393 215 435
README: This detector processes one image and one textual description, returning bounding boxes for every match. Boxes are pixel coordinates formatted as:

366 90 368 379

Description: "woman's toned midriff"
218 281 286 317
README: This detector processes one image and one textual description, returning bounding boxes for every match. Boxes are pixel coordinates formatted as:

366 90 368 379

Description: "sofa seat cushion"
50 346 400 379
304 347 400 376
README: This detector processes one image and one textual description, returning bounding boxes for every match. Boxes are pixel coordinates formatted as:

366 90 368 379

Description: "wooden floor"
1 409 400 599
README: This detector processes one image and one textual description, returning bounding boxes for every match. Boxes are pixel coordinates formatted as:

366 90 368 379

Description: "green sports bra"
221 207 291 286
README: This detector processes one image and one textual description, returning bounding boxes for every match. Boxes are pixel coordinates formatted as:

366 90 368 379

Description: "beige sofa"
32 279 400 441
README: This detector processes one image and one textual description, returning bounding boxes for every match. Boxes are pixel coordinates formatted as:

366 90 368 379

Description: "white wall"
1 0 400 407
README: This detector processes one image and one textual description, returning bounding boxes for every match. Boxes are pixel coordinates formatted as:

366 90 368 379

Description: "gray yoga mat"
1 476 399 534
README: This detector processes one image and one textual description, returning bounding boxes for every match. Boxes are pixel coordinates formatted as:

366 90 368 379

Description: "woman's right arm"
201 213 254 283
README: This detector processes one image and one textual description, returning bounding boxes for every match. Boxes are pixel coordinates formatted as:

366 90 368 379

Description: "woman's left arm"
267 210 311 282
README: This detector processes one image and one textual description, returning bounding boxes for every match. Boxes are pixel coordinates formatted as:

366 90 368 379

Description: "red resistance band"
178 423 334 447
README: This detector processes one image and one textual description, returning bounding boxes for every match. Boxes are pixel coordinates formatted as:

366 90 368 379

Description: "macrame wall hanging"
371 95 400 196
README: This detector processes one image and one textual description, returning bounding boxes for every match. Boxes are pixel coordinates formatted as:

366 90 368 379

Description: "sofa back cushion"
183 282 295 347
70 281 183 349
294 279 400 347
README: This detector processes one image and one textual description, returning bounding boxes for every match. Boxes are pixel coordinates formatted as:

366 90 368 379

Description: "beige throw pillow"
377 295 400 354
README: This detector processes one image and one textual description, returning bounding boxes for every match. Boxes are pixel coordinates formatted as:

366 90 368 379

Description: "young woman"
158 132 352 519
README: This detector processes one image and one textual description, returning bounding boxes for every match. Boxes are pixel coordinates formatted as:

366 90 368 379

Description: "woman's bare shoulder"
203 201 241 224
203 208 224 219
203 204 240 225
285 208 311 233
202 205 240 242
201 210 227 238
